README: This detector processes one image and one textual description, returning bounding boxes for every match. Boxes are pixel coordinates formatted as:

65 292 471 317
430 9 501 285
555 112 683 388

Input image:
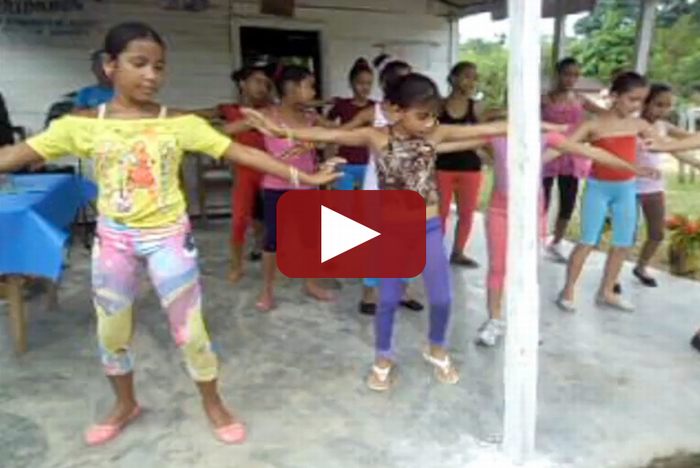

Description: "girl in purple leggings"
246 73 513 391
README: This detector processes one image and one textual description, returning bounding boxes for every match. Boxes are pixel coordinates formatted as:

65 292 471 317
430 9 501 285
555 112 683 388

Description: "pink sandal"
84 405 142 446
214 421 247 444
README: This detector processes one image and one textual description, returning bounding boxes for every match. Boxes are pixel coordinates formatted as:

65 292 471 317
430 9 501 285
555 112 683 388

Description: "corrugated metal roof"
439 0 597 19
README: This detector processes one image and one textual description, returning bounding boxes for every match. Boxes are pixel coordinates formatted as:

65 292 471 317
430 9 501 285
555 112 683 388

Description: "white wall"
0 0 452 214
1 0 453 132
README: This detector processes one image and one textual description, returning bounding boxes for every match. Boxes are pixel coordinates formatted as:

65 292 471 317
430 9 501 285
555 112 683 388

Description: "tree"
570 6 636 81
459 38 509 108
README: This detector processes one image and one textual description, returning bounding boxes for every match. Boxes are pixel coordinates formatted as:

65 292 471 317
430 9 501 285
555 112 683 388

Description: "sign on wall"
0 0 101 37
0 0 215 38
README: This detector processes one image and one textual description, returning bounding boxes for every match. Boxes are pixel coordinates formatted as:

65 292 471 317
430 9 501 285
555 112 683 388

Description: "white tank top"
637 120 668 194
362 103 390 190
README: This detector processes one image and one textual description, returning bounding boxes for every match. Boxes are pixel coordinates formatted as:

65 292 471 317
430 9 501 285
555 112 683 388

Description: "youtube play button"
276 190 426 278
321 206 380 263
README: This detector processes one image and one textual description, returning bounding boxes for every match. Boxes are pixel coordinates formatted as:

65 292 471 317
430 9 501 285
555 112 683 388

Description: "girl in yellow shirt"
0 22 339 446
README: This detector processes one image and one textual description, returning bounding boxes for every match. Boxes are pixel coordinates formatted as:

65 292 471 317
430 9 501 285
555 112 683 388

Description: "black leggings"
543 175 580 221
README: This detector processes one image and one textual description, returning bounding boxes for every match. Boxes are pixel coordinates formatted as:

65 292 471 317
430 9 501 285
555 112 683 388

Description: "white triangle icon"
321 205 381 263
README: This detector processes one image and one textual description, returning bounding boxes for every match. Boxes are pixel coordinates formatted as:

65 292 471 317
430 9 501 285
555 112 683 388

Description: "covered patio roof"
436 0 598 19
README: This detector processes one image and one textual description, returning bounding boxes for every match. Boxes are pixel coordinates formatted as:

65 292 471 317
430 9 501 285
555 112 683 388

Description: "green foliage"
649 15 700 97
569 6 636 81
456 0 700 106
458 38 508 108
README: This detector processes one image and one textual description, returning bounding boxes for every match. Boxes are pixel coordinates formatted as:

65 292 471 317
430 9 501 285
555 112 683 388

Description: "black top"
437 98 482 171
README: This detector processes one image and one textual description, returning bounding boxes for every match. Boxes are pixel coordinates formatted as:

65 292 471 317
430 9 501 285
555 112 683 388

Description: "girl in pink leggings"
479 134 644 346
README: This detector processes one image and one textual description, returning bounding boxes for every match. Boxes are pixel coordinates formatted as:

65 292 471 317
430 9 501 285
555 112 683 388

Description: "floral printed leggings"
92 217 218 382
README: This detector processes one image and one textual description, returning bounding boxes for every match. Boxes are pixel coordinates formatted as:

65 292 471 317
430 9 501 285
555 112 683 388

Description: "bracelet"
289 166 300 188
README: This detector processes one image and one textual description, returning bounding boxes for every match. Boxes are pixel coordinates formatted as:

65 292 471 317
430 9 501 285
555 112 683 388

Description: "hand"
307 170 343 186
242 108 285 137
637 166 661 179
319 157 346 172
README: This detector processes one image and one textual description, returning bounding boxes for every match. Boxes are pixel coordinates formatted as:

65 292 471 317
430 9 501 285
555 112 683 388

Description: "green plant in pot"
666 214 700 276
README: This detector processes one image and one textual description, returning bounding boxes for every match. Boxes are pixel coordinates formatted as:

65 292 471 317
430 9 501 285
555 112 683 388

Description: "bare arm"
221 141 341 186
542 120 593 162
436 138 489 154
581 95 608 114
665 122 693 140
243 107 379 148
221 120 254 136
0 143 44 173
552 140 642 173
339 106 374 130
669 151 700 170
431 120 508 144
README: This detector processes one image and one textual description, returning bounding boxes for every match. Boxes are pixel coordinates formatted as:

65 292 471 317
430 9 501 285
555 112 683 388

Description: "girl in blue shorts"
557 72 659 312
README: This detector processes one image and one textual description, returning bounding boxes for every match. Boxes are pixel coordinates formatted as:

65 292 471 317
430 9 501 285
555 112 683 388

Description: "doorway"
239 26 322 96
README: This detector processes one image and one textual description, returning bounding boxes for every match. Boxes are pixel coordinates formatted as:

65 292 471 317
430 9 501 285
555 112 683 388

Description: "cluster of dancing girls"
2 21 700 446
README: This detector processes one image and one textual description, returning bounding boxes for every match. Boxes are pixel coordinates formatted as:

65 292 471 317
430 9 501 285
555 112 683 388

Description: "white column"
634 0 659 74
551 2 567 67
503 0 542 464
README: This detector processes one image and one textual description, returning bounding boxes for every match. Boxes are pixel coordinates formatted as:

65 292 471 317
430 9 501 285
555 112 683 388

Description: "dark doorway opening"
239 26 322 96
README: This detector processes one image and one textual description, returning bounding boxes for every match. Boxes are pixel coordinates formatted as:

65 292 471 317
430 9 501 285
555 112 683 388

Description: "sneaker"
556 294 576 313
546 243 568 264
596 294 635 312
476 319 506 347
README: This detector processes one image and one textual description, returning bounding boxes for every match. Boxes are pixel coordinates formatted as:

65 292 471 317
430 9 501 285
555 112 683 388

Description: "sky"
458 12 588 43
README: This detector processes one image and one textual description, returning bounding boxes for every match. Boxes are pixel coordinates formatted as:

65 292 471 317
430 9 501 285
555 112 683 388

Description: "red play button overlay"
277 190 426 278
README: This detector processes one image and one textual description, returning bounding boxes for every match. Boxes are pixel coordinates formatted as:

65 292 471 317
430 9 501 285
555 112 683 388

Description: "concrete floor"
1 215 700 468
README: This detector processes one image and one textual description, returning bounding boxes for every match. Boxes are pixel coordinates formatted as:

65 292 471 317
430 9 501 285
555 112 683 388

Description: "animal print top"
375 128 439 206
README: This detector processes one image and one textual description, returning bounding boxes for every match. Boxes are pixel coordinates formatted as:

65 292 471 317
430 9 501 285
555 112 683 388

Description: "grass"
476 168 700 279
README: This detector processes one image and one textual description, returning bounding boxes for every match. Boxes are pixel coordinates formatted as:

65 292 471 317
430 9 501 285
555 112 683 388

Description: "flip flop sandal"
84 405 142 446
400 299 424 312
359 301 377 315
633 268 657 287
213 421 247 445
422 350 460 385
366 364 394 392
450 254 479 268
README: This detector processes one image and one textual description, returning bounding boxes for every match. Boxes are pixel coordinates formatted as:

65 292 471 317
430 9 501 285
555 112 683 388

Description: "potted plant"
666 214 700 276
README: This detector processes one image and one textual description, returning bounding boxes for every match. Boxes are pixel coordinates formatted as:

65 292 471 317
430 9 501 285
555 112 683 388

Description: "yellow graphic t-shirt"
28 113 231 228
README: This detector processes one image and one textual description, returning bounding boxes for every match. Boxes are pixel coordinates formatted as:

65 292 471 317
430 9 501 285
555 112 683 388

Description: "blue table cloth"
0 174 97 280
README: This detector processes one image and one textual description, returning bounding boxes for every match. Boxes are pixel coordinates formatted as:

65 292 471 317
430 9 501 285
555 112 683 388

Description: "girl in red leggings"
219 65 272 282
438 62 484 267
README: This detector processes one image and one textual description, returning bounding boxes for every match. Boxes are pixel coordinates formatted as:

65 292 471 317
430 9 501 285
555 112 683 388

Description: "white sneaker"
546 243 568 264
476 319 506 347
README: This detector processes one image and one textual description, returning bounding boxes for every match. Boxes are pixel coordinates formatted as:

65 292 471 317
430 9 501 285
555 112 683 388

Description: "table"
0 174 96 354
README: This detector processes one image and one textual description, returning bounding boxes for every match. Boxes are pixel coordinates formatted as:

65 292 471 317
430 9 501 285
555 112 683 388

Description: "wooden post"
634 0 659 74
551 1 567 69
503 0 542 463
6 276 27 354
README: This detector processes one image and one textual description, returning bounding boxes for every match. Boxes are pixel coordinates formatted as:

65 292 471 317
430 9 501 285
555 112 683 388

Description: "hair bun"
373 53 391 70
